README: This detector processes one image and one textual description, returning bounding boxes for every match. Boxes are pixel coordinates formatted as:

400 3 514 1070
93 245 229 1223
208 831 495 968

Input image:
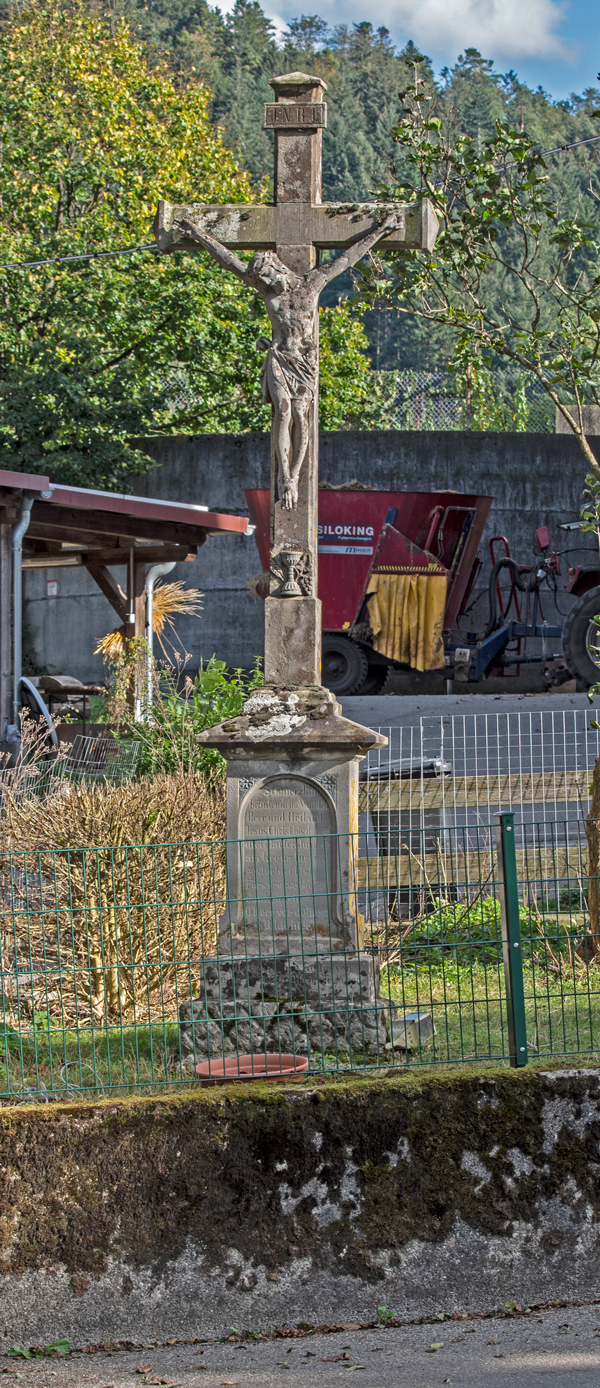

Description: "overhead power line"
0 133 598 273
537 133 600 159
0 242 158 271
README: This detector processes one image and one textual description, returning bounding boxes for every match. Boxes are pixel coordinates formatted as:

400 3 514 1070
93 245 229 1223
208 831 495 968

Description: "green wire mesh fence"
0 814 597 1102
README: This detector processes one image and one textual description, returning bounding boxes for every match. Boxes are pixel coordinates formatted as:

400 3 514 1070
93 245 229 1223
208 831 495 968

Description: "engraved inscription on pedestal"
234 775 342 951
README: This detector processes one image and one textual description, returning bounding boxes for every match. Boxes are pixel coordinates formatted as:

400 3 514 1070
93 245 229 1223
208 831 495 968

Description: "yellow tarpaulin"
366 572 447 671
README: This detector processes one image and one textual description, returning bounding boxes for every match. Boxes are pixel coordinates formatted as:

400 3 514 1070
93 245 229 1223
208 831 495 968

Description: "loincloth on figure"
261 341 317 406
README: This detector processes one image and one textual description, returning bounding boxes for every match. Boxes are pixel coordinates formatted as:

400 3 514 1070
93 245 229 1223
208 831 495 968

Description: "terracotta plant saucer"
195 1052 309 1085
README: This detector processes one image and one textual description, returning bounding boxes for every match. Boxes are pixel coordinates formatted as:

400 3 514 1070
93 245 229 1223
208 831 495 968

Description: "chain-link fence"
360 707 599 847
396 369 555 432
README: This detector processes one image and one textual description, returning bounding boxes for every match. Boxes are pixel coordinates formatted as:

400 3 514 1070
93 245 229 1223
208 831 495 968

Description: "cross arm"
154 200 277 254
153 198 438 255
165 212 252 281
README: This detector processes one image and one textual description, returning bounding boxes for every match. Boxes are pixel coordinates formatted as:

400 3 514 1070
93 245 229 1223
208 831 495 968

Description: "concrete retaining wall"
23 431 594 682
1 1064 600 1346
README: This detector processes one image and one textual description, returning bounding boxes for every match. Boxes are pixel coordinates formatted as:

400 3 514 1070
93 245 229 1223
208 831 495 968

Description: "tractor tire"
562 585 600 686
354 663 390 696
321 635 368 696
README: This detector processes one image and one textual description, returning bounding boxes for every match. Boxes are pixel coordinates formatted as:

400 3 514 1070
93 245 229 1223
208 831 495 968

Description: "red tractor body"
246 486 492 637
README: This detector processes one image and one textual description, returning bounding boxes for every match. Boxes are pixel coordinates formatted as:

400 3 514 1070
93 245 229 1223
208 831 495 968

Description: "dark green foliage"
0 0 397 489
4 0 600 447
113 655 265 776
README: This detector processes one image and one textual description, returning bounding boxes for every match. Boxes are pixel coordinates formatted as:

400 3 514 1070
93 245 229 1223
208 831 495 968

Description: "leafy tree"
0 0 394 489
319 302 397 429
53 0 600 387
106 0 224 82
210 0 279 187
0 0 253 485
354 57 600 472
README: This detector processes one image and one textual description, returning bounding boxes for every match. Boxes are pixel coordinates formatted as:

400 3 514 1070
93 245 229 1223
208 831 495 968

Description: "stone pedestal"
178 953 435 1068
179 683 413 1070
264 598 321 685
198 684 386 956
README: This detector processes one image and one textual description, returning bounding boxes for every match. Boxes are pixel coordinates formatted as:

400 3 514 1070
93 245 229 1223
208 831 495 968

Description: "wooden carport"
0 468 249 736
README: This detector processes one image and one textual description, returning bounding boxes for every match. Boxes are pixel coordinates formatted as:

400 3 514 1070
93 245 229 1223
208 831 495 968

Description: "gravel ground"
6 1301 600 1388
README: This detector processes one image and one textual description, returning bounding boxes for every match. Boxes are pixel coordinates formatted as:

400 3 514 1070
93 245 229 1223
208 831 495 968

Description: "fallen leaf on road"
494 1354 505 1359
429 1342 444 1350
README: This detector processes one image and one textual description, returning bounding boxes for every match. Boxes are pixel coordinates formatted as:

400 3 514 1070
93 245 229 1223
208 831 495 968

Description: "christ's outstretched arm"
174 216 251 283
312 211 405 288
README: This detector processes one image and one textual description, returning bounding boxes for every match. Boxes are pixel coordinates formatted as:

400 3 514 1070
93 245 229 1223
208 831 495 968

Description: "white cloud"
390 0 574 61
260 0 577 65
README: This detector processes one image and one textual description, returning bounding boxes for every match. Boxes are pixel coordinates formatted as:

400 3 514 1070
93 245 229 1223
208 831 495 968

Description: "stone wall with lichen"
0 1064 599 1347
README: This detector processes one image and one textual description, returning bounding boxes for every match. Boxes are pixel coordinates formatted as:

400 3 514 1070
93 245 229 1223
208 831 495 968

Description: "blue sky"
249 0 600 103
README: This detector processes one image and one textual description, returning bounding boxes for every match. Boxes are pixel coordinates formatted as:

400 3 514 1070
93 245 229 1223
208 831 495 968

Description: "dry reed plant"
0 710 68 795
0 771 226 1025
95 580 203 662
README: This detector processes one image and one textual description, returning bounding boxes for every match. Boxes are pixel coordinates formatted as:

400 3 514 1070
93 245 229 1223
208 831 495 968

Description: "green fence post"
496 811 528 1068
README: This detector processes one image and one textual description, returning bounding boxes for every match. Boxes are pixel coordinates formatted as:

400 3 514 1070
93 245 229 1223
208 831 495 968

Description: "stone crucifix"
154 69 437 689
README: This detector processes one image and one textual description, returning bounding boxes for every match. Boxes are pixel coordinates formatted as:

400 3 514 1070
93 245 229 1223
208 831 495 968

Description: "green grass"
0 1021 182 1101
379 893 600 1066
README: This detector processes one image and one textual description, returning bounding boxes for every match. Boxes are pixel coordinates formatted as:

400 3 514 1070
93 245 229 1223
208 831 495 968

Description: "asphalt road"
340 690 592 731
11 1302 600 1388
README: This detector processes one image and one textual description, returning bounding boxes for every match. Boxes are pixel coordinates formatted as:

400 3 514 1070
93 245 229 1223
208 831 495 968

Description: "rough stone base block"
178 952 399 1063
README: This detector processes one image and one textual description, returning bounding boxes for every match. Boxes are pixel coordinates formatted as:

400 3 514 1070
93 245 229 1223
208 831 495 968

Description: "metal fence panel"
0 815 597 1102
361 710 600 846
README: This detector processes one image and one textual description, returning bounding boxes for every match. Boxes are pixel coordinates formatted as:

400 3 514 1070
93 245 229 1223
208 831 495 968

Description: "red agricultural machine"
246 487 600 695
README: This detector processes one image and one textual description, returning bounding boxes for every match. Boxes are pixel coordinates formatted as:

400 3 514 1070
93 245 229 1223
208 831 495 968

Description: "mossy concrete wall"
1 1064 600 1346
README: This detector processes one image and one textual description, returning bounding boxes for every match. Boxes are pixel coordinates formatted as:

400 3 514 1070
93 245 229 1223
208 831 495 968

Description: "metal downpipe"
11 493 35 726
144 561 175 718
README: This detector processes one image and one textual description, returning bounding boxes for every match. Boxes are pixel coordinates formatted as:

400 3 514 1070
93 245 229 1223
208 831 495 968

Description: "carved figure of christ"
167 213 405 511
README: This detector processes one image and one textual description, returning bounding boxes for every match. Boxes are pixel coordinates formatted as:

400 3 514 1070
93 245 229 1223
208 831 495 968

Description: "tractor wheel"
354 663 390 696
562 585 600 686
321 635 368 696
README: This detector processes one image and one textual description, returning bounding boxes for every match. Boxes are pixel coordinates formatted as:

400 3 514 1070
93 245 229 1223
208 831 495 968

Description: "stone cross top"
155 71 437 688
